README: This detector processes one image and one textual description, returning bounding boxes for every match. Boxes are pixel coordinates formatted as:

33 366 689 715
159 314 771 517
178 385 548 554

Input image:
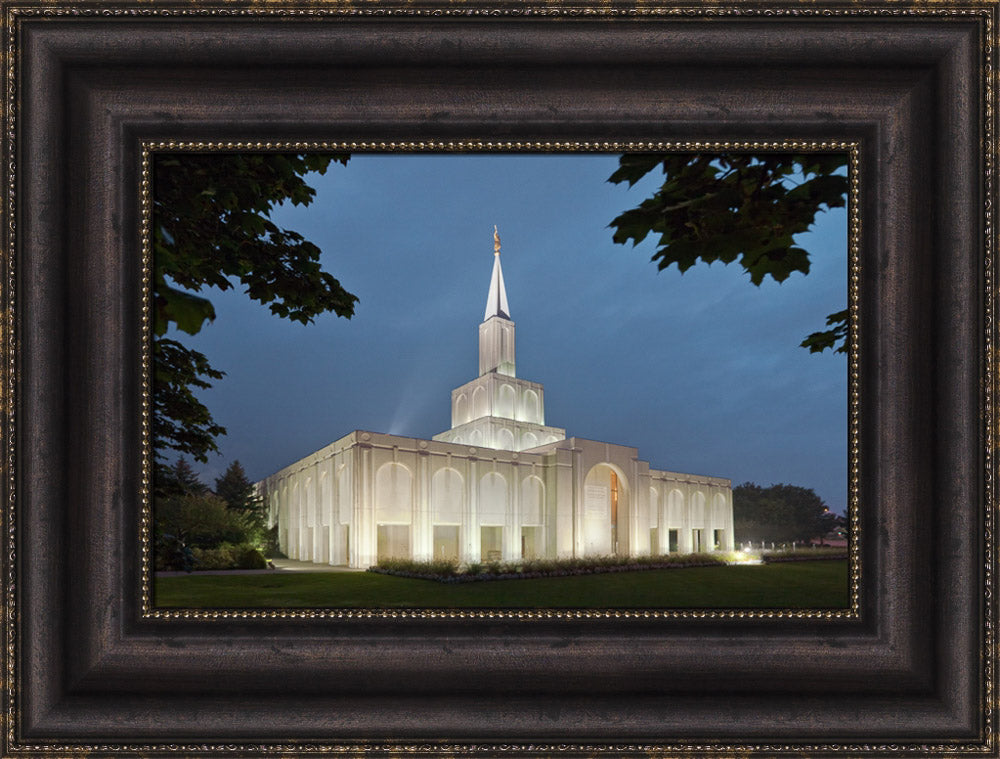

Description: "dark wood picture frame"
3 2 996 754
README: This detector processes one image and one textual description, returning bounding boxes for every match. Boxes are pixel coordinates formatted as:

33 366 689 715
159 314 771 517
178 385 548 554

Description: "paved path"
270 558 364 573
156 558 364 577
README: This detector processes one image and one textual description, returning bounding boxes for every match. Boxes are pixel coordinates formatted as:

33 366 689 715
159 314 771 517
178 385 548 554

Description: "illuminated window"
610 470 619 525
610 470 619 554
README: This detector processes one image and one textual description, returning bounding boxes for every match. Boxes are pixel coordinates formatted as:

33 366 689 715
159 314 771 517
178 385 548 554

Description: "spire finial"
484 226 510 321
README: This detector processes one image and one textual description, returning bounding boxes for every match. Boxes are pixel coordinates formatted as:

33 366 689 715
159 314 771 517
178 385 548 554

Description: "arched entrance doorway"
582 463 629 556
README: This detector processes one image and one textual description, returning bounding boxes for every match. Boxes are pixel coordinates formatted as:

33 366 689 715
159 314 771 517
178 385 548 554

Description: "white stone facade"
258 231 735 568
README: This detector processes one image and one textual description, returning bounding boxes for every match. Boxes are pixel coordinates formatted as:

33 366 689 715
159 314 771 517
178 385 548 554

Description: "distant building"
258 229 734 567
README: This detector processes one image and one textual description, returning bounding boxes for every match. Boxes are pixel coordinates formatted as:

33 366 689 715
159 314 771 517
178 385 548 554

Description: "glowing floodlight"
724 550 763 566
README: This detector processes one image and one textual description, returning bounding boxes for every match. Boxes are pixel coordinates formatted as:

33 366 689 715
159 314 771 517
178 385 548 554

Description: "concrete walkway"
156 557 364 577
270 558 363 573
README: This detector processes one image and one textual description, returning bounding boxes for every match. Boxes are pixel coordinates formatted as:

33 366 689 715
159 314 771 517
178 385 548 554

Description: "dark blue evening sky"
176 154 848 513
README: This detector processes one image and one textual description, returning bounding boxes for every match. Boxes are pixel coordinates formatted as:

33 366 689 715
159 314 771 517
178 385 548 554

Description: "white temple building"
258 228 734 568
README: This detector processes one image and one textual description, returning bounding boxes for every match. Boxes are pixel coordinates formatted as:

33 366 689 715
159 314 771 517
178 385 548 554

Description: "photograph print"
150 150 851 610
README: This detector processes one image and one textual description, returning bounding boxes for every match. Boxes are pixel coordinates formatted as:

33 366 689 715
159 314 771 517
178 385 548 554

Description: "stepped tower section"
433 227 566 452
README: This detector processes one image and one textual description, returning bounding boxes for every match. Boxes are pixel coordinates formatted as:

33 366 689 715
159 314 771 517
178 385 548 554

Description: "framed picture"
4 1 995 755
148 148 855 611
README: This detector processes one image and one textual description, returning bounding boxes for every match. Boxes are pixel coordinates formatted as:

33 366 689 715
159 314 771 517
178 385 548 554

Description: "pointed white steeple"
484 225 511 321
479 226 516 377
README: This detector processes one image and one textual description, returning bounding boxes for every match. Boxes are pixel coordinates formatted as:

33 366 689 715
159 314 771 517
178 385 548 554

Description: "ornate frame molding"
3 3 995 755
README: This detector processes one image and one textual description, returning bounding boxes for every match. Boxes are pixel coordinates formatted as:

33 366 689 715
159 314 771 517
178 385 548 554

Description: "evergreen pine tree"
156 456 209 498
174 457 209 495
214 460 262 515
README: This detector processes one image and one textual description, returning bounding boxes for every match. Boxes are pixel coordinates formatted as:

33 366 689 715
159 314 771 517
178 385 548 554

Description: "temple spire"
484 225 511 321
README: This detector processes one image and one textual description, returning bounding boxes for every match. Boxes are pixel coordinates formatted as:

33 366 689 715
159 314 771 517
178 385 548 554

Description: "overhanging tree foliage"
152 153 358 470
608 153 849 353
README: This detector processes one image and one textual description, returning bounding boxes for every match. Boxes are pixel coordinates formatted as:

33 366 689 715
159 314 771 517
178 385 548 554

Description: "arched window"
522 390 539 423
337 464 351 525
520 475 544 526
290 482 300 524
498 384 515 418
472 386 488 419
455 393 469 424
649 487 659 527
319 470 331 527
582 463 626 557
478 472 508 526
496 428 515 450
431 468 464 524
690 491 706 528
305 476 315 527
521 431 539 450
712 492 728 525
666 489 684 527
375 463 412 524
288 482 300 559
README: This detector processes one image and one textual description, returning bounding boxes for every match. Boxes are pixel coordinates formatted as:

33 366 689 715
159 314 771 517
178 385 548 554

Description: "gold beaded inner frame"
139 139 862 622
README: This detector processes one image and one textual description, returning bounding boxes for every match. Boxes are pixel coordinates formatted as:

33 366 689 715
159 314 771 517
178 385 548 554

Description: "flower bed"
761 548 848 563
369 553 730 583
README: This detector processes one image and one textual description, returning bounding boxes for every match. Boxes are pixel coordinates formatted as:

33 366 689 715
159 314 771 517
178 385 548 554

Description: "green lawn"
154 559 849 609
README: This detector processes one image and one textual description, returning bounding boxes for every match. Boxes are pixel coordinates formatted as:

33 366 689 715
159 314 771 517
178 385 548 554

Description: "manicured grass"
154 559 849 609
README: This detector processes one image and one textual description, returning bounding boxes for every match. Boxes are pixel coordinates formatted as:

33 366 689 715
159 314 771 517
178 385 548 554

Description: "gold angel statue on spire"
493 225 501 255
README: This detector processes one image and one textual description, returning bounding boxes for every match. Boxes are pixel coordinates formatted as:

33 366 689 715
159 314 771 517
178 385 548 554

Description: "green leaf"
608 151 850 353
157 286 216 336
151 152 358 465
800 310 849 354
607 154 664 187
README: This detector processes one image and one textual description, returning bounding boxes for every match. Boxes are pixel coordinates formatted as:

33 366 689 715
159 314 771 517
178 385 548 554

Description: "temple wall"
260 432 735 568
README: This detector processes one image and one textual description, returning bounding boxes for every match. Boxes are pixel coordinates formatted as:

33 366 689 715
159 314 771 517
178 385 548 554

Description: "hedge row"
761 552 848 563
370 553 730 583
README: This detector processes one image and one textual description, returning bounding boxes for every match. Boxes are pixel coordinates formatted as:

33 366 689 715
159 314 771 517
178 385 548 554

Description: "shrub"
761 546 846 557
427 558 459 577
262 525 285 558
234 544 269 569
761 546 847 562
187 542 268 571
155 493 255 549
154 534 195 572
370 552 729 582
377 557 436 574
191 543 237 570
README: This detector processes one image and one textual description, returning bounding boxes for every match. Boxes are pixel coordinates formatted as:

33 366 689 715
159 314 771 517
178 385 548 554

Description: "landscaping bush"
191 543 237 570
155 493 256 549
233 544 269 569
154 492 276 572
188 542 269 571
761 546 847 563
371 552 729 583
262 525 285 559
154 534 195 572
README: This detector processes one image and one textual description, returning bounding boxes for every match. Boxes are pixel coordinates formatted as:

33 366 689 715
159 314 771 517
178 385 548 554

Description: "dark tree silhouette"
214 460 262 516
152 153 358 471
732 482 831 544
